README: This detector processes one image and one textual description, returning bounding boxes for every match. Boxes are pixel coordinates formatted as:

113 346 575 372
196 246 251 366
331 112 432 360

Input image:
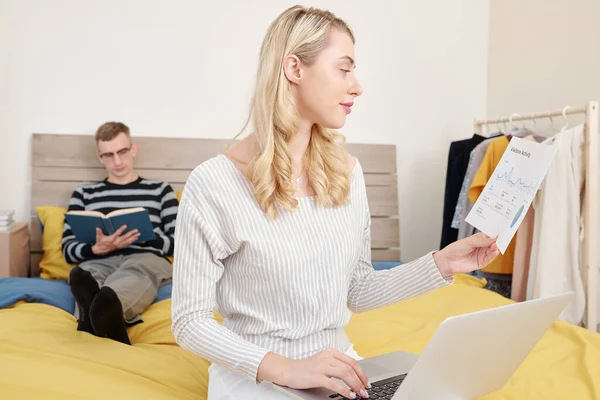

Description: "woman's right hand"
257 348 371 399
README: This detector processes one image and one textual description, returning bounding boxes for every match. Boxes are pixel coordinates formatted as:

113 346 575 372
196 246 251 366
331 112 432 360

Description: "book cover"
64 207 156 244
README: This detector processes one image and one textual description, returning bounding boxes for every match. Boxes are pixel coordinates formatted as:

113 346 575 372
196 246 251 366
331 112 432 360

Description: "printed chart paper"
465 136 558 254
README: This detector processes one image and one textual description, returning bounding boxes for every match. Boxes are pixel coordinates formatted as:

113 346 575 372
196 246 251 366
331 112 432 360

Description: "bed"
0 134 599 399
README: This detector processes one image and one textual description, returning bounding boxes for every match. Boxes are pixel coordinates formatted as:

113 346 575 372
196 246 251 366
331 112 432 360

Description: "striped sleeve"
346 167 453 313
148 183 178 256
61 188 93 264
347 247 453 313
171 170 269 383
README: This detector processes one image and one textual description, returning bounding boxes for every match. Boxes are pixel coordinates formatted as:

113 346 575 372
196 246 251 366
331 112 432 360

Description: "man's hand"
91 225 140 256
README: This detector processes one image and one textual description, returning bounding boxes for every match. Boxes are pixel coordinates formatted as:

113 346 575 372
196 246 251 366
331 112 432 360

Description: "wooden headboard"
30 134 400 276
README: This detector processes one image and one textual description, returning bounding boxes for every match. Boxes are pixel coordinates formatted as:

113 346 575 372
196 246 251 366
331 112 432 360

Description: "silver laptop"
274 292 573 400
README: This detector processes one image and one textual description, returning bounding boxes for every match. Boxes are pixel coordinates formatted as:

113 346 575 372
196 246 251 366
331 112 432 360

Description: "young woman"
171 5 499 399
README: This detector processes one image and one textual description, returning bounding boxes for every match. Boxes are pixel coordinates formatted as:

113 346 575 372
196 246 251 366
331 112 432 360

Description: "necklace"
294 164 306 186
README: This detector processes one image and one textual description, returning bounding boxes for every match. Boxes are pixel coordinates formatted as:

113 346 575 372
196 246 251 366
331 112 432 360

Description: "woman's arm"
171 171 269 382
346 165 452 313
345 164 498 313
346 218 452 313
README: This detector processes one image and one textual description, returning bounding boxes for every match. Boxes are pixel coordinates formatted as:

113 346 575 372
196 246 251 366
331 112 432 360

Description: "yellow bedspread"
1 274 599 399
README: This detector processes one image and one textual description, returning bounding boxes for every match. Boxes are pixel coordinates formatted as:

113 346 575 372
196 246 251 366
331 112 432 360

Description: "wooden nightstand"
0 222 30 278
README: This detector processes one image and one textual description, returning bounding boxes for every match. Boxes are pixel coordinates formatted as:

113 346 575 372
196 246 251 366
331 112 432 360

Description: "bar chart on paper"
466 137 558 253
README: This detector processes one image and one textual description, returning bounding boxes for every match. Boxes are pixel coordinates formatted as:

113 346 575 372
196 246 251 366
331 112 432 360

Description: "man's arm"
61 188 94 264
147 183 178 256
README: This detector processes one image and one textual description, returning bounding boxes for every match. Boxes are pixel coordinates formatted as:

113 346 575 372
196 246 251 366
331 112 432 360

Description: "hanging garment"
467 136 516 276
511 207 534 302
440 134 488 249
527 124 585 325
510 134 541 302
452 135 502 239
454 130 539 238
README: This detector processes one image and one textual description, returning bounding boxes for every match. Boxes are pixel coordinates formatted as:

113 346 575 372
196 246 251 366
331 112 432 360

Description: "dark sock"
69 267 100 334
89 287 131 345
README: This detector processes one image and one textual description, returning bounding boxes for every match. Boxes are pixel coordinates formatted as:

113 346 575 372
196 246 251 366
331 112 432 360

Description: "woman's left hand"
433 232 500 278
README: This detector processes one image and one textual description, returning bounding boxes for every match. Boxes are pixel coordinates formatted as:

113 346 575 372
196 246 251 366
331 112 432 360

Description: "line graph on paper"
479 160 538 221
465 136 558 254
493 161 539 196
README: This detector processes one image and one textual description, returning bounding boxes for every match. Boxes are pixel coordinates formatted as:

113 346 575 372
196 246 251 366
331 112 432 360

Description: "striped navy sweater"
62 177 179 264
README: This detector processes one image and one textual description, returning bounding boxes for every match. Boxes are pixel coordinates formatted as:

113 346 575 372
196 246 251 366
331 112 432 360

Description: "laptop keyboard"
328 374 407 399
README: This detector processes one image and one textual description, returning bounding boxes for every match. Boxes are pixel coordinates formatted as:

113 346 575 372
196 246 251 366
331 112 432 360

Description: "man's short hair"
95 122 130 142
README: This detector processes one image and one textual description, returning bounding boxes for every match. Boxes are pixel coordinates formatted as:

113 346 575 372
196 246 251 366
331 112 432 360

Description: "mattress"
1 274 599 399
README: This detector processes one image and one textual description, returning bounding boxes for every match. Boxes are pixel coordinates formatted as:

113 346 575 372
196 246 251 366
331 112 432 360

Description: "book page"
65 210 105 218
106 207 147 218
465 136 558 254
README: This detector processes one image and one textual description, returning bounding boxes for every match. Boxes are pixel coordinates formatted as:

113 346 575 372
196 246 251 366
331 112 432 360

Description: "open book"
64 207 156 244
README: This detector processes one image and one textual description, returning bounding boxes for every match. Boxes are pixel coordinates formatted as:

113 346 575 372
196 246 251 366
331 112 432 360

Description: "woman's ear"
283 54 302 84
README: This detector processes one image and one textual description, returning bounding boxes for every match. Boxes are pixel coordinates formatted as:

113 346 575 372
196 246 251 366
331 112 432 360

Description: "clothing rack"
473 101 599 332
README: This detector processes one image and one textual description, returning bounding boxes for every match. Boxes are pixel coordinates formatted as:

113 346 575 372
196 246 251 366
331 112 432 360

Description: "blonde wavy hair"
232 5 355 219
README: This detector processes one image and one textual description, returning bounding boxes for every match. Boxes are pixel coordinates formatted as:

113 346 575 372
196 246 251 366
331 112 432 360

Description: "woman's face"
286 29 363 130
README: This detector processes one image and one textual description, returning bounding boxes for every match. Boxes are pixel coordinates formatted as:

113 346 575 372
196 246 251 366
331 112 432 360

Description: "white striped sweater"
171 154 451 382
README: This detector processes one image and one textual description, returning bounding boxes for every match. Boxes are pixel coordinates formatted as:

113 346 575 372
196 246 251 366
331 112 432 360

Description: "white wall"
487 0 600 330
0 0 490 261
487 0 600 121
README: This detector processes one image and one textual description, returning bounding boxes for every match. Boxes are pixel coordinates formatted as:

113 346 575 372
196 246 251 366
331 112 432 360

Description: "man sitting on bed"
62 121 178 345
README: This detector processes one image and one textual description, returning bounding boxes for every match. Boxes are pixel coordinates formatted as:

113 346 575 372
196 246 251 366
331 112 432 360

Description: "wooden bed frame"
29 134 401 276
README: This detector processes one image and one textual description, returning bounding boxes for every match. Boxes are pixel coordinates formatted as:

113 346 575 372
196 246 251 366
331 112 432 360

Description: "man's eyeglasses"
99 146 132 161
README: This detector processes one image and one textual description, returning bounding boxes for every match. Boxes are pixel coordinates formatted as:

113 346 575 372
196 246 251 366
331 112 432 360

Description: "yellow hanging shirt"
468 136 515 274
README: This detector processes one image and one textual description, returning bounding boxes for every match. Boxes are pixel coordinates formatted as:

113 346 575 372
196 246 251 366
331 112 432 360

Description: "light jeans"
207 345 363 399
74 253 172 323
